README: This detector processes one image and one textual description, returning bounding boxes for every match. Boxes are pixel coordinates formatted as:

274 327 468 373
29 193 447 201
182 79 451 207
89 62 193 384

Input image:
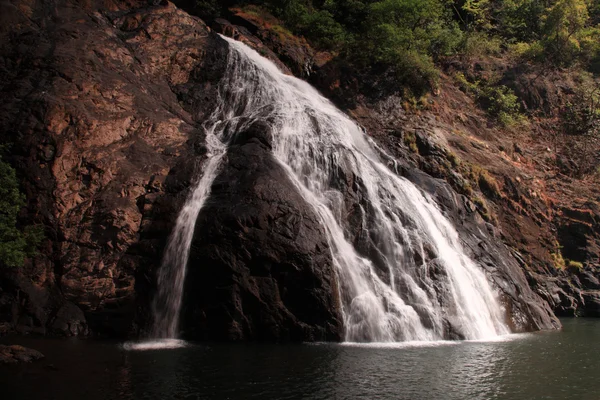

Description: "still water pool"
1 318 599 400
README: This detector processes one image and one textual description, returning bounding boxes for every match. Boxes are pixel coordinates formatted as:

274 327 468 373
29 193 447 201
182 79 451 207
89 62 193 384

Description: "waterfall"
147 34 510 344
149 137 225 339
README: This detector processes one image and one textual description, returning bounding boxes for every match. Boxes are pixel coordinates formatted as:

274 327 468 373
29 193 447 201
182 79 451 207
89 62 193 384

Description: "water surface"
1 319 599 400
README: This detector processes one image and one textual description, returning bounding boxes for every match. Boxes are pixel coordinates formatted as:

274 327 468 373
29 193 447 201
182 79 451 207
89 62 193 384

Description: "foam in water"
122 339 188 351
149 34 511 343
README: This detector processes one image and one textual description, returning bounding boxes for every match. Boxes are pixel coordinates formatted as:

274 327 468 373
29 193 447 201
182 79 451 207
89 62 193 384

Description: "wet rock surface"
403 170 560 331
184 128 343 341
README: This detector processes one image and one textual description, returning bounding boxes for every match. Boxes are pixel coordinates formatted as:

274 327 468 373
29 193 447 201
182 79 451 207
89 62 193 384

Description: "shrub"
403 131 418 153
298 10 347 50
558 74 600 176
568 260 584 269
579 26 600 72
0 156 42 268
477 169 502 199
509 41 545 61
350 0 461 93
538 0 594 67
482 85 524 127
495 0 545 43
460 32 502 60
455 73 525 127
472 195 493 221
551 251 566 270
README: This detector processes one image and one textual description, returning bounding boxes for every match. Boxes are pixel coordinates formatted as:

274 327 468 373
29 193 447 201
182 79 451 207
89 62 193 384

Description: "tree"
542 0 590 65
462 0 492 31
358 0 461 91
495 0 546 42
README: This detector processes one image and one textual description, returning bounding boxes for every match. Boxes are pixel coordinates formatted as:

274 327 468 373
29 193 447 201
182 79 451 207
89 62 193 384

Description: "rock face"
0 0 227 336
0 0 564 340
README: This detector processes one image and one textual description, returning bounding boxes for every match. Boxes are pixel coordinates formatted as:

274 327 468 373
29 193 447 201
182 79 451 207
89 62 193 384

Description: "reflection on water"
1 319 599 400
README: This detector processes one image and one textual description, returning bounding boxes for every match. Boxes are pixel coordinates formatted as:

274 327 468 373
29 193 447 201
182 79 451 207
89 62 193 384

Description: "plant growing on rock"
455 72 525 127
0 157 42 268
568 260 584 269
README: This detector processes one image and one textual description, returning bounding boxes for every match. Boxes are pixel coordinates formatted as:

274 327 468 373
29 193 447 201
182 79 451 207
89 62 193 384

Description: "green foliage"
446 149 460 167
534 0 599 68
354 0 462 91
266 2 347 50
472 195 494 222
460 32 502 60
590 0 600 25
568 260 584 269
579 26 600 73
298 10 347 50
551 251 566 269
192 0 223 19
403 130 419 153
508 40 545 61
477 169 501 199
455 72 525 126
366 0 461 59
461 0 492 30
257 0 461 93
483 85 524 126
0 156 41 268
495 0 545 42
562 76 600 136
194 0 600 101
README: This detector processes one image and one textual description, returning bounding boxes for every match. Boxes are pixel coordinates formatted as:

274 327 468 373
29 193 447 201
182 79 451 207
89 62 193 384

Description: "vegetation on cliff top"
198 0 600 89
194 0 599 177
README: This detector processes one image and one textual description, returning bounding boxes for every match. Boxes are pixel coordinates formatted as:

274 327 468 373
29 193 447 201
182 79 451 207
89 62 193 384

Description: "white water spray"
147 34 510 344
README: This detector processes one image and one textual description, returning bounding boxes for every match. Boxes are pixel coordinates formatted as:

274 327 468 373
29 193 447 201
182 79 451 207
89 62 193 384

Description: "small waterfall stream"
137 34 510 348
149 135 226 339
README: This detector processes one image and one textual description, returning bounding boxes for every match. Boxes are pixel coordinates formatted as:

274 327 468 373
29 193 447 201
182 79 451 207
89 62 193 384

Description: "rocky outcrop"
400 168 559 331
0 345 44 364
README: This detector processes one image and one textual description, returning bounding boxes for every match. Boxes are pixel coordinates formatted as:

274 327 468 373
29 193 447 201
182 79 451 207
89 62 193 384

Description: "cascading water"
143 34 510 346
